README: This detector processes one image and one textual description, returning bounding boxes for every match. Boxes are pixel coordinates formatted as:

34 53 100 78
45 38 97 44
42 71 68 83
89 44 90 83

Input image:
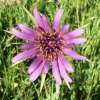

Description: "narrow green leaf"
55 83 60 99
40 73 46 93
93 69 98 87
86 59 92 63
79 23 90 28
3 30 13 35
22 6 38 27
65 81 71 90
10 58 27 67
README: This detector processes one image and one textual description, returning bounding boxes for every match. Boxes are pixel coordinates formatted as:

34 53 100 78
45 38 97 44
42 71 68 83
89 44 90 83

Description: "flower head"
12 8 87 84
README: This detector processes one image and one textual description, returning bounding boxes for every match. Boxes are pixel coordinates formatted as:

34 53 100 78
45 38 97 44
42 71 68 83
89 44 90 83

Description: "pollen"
35 30 66 60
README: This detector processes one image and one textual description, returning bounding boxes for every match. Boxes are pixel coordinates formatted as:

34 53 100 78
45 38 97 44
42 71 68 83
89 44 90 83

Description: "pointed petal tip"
84 38 87 42
58 81 62 85
11 28 15 32
66 24 70 28
29 77 34 82
70 70 74 73
12 57 18 63
59 8 64 12
78 28 84 33
34 8 37 11
67 28 85 38
55 79 62 85
17 23 22 28
12 59 15 63
63 49 87 60
77 28 84 32
82 57 87 60
69 79 73 83
29 60 45 82
60 24 70 34
53 8 64 32
27 69 31 74
72 70 74 73
17 23 21 26
33 8 39 15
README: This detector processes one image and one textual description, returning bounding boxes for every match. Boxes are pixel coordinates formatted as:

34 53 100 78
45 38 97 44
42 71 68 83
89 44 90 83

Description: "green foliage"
0 0 100 100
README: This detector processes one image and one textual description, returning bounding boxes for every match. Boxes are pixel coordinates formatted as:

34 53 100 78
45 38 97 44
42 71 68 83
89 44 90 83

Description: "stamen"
35 30 66 60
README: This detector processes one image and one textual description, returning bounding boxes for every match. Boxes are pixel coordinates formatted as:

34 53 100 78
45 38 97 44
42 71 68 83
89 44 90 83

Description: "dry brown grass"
1 0 21 6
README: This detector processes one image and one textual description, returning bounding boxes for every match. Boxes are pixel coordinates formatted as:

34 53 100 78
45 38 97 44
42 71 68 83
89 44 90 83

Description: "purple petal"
27 56 43 74
43 59 50 74
42 15 51 30
67 38 87 44
19 43 35 50
30 50 39 58
29 60 45 82
63 49 86 60
60 24 70 34
66 28 84 39
35 27 44 33
58 59 72 83
12 28 35 41
33 8 44 29
52 60 62 85
53 9 63 32
12 48 37 63
65 44 74 48
60 56 74 73
18 24 38 37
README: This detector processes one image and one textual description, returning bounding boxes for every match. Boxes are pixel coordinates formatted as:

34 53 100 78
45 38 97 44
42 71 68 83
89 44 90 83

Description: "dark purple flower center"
35 30 66 60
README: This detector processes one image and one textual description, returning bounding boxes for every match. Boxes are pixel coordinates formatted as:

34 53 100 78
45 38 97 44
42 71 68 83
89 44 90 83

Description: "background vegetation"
0 0 100 100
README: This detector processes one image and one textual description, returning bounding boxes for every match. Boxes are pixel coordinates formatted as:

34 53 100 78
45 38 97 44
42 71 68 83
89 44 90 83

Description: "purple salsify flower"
12 8 87 85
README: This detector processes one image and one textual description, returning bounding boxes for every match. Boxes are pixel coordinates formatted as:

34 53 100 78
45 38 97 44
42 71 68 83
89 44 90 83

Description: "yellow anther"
46 51 48 56
37 45 40 47
61 46 64 49
42 41 44 42
43 44 46 46
41 32 45 34
40 46 43 52
45 31 48 33
53 52 56 57
63 40 65 43
54 32 56 34
50 49 52 52
49 55 52 59
58 34 61 37
56 48 58 51
49 30 51 33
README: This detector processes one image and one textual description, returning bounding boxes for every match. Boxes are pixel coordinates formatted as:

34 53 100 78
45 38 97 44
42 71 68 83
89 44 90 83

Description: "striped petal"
58 59 72 83
52 60 62 85
12 28 35 41
43 59 50 74
53 9 63 32
27 56 43 74
12 48 37 63
19 43 35 50
30 50 39 58
33 8 44 29
18 24 38 37
65 44 74 48
60 56 74 73
66 28 84 38
42 15 51 30
63 49 86 60
60 24 70 34
35 27 44 33
29 60 45 82
67 38 87 44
